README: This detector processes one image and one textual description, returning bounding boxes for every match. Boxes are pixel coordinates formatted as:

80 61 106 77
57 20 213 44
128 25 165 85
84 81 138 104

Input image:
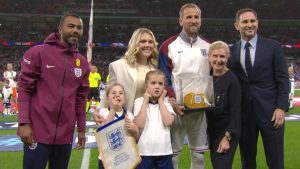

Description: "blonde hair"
123 28 158 68
208 41 230 57
145 70 166 84
105 82 125 98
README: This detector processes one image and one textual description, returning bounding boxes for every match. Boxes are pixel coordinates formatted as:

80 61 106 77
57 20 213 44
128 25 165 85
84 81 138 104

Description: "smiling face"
137 32 155 61
179 6 201 38
208 47 229 75
235 11 258 41
59 15 83 47
107 85 125 110
145 74 165 99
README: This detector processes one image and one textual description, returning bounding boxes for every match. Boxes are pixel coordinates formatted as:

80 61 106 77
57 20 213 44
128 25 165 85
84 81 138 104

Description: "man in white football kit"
159 3 210 169
3 63 17 113
288 64 295 109
2 79 13 115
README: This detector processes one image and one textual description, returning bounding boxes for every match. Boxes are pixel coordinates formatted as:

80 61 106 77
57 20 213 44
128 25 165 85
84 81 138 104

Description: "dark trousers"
137 155 173 169
87 87 100 101
210 134 239 169
23 143 72 169
98 159 104 169
239 113 284 169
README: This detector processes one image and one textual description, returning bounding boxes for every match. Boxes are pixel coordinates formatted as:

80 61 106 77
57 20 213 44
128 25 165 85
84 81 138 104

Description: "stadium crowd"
1 22 299 79
0 0 299 83
0 1 299 169
1 0 300 19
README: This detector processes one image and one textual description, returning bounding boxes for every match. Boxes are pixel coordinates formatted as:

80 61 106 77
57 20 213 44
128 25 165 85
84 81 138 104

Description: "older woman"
206 41 241 169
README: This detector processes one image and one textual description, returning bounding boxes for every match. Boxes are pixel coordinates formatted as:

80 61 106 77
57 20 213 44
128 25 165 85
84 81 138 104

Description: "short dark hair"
235 8 257 22
179 3 201 19
59 12 81 26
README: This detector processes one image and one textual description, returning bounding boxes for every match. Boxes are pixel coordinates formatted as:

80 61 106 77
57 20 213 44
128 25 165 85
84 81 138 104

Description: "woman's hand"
217 136 230 153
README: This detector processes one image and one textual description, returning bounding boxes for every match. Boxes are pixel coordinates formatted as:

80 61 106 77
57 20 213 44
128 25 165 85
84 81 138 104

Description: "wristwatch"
225 132 231 141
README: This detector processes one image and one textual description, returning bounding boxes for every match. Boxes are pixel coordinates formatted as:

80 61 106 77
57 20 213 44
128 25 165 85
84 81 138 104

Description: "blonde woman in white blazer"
99 28 159 112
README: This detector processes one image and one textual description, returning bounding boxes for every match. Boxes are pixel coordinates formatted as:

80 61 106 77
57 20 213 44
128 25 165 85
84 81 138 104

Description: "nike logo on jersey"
46 65 55 68
23 58 31 65
178 51 183 53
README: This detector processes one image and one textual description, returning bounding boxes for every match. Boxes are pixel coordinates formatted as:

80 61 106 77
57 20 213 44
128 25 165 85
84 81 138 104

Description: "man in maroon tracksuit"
17 13 90 169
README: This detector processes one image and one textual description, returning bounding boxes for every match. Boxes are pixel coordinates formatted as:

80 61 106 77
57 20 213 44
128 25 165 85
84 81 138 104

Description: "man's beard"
62 33 81 47
188 26 199 36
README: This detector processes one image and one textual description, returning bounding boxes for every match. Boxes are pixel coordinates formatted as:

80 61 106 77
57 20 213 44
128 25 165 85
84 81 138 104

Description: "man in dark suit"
228 8 289 169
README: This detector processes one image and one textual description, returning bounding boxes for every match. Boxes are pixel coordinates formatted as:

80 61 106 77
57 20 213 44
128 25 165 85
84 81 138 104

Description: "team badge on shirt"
76 58 80 67
74 58 82 77
107 127 124 151
200 49 208 57
74 68 82 77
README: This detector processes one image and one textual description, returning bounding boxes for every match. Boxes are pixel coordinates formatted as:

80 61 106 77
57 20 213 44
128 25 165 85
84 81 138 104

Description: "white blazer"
100 58 154 112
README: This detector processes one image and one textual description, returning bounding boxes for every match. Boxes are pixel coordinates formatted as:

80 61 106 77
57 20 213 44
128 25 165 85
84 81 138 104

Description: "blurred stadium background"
0 0 300 81
1 1 300 169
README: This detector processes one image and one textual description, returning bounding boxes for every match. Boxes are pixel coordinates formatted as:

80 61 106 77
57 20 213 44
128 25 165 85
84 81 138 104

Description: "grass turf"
0 89 299 168
0 122 299 168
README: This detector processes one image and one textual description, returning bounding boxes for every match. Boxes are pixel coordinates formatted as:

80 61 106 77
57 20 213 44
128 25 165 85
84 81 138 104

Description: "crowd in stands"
1 0 300 80
1 22 299 49
89 48 126 80
1 20 300 80
0 0 61 14
1 0 300 19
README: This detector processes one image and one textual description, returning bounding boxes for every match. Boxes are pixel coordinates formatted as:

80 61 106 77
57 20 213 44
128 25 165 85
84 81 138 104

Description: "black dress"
206 70 241 169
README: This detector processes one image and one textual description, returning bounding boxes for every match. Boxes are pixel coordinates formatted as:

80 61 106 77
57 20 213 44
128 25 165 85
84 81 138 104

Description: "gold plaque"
183 92 210 109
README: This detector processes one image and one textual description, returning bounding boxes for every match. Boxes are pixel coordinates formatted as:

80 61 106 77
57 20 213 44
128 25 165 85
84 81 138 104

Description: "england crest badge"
106 127 124 151
74 68 82 77
200 49 208 57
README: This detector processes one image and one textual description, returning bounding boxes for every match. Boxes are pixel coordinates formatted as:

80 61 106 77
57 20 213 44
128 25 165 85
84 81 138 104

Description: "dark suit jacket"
228 36 289 123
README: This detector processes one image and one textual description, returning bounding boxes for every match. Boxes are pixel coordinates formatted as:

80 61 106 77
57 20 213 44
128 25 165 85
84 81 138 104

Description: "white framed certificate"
95 117 141 169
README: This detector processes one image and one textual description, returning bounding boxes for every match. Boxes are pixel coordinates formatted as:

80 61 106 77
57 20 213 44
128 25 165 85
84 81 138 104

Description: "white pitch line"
81 114 94 169
80 127 93 169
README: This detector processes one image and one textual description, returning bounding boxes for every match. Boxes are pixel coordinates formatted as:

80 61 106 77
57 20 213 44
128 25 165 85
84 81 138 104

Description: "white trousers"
171 112 208 169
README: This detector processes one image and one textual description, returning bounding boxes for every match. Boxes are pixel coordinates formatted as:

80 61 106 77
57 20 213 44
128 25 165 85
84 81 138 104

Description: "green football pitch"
0 120 299 169
1 85 300 168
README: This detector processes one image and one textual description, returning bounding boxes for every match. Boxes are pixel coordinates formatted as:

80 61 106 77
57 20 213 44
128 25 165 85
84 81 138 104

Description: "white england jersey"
3 71 17 87
2 86 13 102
